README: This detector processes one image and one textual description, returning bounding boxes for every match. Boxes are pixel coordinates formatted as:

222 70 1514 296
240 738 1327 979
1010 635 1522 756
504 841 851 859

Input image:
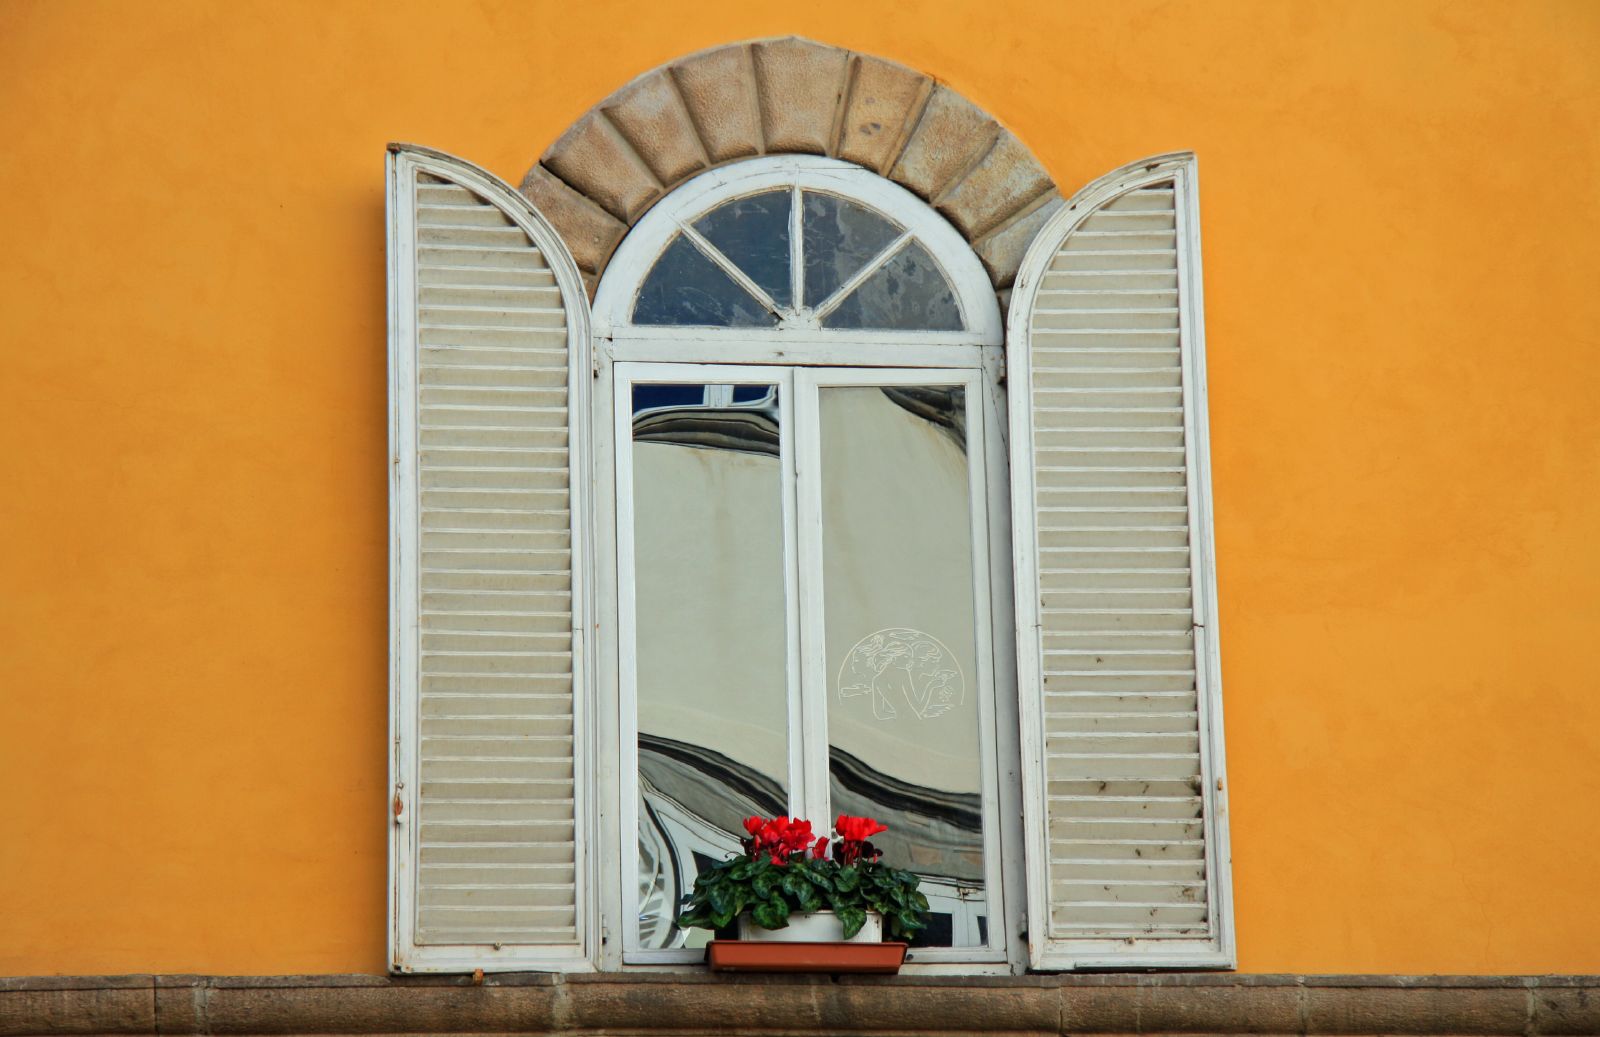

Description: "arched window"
595 157 1002 344
594 157 1016 966
386 142 1230 976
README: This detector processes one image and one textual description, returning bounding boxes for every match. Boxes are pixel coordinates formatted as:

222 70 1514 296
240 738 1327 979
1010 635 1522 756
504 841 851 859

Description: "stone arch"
519 36 1064 296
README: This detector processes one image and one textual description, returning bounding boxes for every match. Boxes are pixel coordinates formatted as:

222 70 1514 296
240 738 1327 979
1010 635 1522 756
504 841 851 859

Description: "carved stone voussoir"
528 37 1059 293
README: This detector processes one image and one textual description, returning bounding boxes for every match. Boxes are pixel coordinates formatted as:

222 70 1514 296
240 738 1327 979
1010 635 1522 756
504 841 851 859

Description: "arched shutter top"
388 144 593 973
1007 153 1233 970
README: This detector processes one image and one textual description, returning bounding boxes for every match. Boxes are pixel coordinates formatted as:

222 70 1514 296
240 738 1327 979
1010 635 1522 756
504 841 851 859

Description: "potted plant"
677 814 931 972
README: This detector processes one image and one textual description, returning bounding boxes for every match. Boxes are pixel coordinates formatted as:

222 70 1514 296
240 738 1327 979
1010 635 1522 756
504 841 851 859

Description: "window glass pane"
692 190 792 308
633 236 776 327
631 382 789 950
731 385 775 405
818 384 988 948
802 192 902 309
821 241 963 331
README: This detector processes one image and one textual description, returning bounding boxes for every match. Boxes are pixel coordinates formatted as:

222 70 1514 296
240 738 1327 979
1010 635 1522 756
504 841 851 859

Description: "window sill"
3 973 1596 1034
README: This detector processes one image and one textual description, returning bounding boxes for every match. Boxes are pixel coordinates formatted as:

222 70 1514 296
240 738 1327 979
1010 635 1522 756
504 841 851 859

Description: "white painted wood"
792 367 1008 966
388 144 594 973
592 156 1016 970
607 363 1013 967
1007 153 1233 970
613 362 802 965
592 155 1003 345
605 334 995 366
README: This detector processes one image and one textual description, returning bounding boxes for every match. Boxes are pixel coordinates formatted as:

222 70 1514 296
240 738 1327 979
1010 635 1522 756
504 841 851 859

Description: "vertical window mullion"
960 370 1008 953
779 369 810 821
791 370 833 824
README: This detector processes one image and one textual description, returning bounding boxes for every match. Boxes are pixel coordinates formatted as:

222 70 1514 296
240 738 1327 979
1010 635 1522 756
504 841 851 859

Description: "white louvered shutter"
1007 153 1232 969
387 144 590 972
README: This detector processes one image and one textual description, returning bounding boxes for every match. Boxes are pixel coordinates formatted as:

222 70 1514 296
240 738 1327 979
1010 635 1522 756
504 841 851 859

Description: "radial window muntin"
593 156 1004 348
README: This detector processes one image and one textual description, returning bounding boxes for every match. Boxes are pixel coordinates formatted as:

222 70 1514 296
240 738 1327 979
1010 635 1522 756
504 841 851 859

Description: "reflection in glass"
802 192 903 308
822 241 962 331
692 190 793 308
631 382 788 948
633 236 775 327
626 186 970 333
819 385 986 947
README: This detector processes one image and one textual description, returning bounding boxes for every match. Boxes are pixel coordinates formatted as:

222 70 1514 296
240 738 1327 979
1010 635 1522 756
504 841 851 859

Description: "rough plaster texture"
520 37 1059 295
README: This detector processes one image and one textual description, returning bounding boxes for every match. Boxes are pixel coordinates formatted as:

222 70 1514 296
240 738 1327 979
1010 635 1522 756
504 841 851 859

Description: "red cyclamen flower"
744 816 816 866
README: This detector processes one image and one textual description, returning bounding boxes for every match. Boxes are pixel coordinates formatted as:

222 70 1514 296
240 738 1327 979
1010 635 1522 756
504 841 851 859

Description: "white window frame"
588 157 1026 972
593 155 1005 355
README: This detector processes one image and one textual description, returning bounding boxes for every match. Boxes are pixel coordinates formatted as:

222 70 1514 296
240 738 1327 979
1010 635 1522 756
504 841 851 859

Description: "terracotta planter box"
706 939 908 973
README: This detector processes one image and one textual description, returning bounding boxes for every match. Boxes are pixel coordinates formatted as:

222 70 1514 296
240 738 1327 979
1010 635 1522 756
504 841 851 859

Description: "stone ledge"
1 974 1597 1035
521 36 1059 294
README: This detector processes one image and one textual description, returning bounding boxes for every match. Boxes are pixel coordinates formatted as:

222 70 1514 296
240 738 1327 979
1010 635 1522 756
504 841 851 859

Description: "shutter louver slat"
391 148 590 972
1010 154 1231 969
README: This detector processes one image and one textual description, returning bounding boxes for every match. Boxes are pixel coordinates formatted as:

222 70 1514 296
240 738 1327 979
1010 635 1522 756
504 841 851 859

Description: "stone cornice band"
4 974 1598 1035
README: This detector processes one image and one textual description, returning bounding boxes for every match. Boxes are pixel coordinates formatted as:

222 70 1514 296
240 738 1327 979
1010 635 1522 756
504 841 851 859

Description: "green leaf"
730 860 754 881
752 870 778 900
750 896 790 930
834 865 860 893
837 905 867 940
707 882 733 918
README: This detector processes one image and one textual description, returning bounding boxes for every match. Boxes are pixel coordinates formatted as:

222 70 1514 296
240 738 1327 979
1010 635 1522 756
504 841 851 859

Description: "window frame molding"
588 157 1026 972
592 156 1006 352
612 363 1014 966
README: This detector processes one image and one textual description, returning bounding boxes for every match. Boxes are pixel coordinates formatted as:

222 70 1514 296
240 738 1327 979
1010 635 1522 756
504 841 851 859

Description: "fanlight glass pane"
819 384 988 948
692 190 792 308
627 183 970 333
802 192 902 309
633 236 775 327
631 382 789 949
822 241 962 331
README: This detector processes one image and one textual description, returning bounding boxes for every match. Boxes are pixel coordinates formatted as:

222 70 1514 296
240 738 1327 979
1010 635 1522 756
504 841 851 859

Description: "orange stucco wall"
2 0 1598 977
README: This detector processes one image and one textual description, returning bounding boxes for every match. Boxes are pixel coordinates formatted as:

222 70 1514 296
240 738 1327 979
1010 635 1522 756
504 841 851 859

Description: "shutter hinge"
393 784 405 824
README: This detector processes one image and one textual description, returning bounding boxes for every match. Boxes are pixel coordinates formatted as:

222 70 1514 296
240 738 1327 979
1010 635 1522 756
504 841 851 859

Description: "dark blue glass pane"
802 192 901 309
693 190 792 308
633 235 776 327
633 384 707 416
822 241 963 331
731 385 771 404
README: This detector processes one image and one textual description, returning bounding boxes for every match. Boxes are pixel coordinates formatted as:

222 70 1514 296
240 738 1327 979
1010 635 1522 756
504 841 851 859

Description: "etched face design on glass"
819 385 988 948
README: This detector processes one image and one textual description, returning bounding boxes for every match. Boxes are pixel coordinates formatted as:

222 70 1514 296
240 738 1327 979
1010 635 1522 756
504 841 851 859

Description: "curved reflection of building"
632 383 990 951
639 735 986 949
